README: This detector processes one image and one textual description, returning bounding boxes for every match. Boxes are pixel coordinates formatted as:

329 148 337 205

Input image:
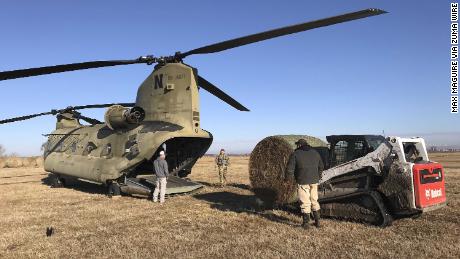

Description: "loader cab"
326 135 386 168
387 136 429 164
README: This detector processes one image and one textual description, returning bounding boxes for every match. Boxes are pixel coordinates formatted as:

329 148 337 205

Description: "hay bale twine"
249 135 327 206
5 157 23 168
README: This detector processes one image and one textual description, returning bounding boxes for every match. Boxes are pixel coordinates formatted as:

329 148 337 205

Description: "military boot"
312 210 321 228
301 213 310 229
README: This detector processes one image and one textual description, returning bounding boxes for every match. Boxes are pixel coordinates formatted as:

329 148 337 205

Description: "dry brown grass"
0 154 459 258
0 157 43 169
430 153 460 169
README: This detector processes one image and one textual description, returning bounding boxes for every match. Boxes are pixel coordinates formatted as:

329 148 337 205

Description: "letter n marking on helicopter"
154 74 164 89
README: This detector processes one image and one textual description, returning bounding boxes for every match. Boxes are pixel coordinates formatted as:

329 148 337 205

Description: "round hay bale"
5 157 23 168
22 157 37 167
249 135 327 206
21 158 31 167
29 157 39 167
35 157 44 168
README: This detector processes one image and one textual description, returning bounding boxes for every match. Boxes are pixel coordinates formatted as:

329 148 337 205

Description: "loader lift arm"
319 142 392 183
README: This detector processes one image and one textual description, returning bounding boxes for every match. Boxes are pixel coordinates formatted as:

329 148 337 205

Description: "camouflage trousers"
298 184 320 214
217 166 227 186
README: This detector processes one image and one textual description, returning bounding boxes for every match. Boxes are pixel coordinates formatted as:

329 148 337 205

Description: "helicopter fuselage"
0 8 387 194
43 63 213 184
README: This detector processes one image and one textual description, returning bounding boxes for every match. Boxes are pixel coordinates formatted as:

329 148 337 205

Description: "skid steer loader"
315 135 446 227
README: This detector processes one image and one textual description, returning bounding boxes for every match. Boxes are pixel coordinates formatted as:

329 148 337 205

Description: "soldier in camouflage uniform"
215 149 230 187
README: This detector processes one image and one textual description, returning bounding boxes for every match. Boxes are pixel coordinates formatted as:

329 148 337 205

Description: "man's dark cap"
295 139 309 146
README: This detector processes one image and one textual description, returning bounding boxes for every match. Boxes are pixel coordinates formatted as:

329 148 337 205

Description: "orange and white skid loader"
315 135 446 226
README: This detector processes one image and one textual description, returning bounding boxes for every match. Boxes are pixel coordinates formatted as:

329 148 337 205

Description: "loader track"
319 190 393 227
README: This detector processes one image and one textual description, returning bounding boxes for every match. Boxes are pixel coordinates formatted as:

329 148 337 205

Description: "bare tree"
0 144 5 157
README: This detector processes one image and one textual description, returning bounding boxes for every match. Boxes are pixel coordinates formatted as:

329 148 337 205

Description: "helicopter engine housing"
104 105 145 130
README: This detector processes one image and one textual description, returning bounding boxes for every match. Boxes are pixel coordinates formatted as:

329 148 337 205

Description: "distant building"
428 146 460 152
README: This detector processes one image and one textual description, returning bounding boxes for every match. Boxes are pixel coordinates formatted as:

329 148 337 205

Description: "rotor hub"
138 52 183 66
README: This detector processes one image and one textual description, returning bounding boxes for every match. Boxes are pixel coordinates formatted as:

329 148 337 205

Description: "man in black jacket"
286 139 324 229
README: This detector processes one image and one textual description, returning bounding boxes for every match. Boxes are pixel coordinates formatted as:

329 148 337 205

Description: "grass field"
0 153 459 258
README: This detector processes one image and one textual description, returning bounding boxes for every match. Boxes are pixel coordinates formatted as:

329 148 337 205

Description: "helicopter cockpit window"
101 144 112 158
83 142 97 156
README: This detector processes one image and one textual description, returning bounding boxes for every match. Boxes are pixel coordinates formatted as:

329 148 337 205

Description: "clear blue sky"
0 1 457 155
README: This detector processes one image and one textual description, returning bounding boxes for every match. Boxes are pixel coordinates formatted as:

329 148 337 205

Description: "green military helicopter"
0 9 386 197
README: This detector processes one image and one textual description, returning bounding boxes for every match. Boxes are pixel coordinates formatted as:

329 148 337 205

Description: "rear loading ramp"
140 175 203 194
121 175 203 196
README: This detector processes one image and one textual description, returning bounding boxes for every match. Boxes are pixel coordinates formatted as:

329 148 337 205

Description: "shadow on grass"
196 181 251 191
227 183 252 191
41 175 107 195
195 181 219 188
193 191 299 227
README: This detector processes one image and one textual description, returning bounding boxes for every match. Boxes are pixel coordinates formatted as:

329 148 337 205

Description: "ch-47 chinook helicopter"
0 8 386 197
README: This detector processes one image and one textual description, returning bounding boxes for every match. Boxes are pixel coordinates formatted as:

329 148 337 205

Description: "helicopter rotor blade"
0 102 135 125
72 102 136 110
180 8 386 57
0 112 53 125
0 8 386 83
0 58 154 82
197 76 249 111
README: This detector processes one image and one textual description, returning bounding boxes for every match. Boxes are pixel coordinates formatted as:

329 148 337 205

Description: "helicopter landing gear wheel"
50 174 65 188
107 181 121 198
178 169 191 178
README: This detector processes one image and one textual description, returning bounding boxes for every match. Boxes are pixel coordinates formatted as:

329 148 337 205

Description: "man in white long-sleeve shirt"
153 151 169 204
